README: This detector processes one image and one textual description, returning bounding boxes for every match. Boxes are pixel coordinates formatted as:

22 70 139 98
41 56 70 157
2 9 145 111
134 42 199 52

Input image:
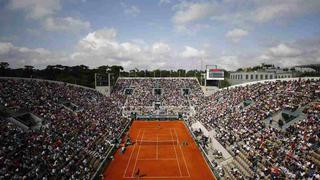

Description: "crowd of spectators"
193 79 319 145
0 79 128 179
231 104 319 178
1 76 319 179
117 78 202 107
191 79 320 178
101 79 320 179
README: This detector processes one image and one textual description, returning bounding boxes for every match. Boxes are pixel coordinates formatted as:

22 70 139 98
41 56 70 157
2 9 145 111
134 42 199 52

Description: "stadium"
1 0 320 180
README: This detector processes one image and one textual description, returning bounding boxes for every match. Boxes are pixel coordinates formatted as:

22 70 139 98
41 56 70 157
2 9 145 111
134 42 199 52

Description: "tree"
24 65 34 78
97 65 110 73
236 68 243 72
0 62 10 76
24 65 34 70
177 69 186 77
0 62 9 69
110 65 124 75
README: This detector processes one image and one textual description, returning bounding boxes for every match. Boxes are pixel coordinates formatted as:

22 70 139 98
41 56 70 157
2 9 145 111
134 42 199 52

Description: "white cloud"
225 28 248 42
217 56 241 70
73 28 172 69
254 41 319 68
252 0 320 23
180 46 205 59
130 39 148 48
268 43 301 57
8 0 60 19
0 42 66 68
8 0 90 33
174 23 211 35
159 0 171 5
151 42 171 55
76 28 117 50
121 3 140 16
172 2 217 25
125 6 140 16
94 28 117 40
3 27 319 71
43 17 90 32
172 0 320 29
0 42 14 55
211 37 320 70
76 32 204 69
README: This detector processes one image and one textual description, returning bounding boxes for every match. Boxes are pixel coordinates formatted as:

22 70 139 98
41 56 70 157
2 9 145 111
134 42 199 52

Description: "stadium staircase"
262 104 309 131
223 142 271 179
308 149 320 167
281 105 307 130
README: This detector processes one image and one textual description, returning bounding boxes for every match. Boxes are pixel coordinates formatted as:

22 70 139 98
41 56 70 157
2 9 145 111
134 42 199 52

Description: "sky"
0 0 320 70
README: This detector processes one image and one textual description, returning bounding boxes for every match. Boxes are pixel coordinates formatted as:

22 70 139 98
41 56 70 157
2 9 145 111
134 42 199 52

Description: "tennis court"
103 121 215 180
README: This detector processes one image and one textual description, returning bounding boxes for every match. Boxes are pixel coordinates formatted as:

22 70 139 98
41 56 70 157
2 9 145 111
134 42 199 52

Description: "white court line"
169 128 182 177
137 158 177 161
123 176 191 179
123 129 142 178
131 129 145 177
156 134 159 160
174 128 191 177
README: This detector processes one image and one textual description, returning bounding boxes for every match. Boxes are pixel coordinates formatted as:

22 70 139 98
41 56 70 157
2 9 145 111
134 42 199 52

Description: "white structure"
229 70 294 85
95 86 111 96
223 77 320 89
294 67 316 73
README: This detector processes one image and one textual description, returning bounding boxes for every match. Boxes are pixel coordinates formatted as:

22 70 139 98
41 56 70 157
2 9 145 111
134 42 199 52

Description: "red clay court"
103 121 216 180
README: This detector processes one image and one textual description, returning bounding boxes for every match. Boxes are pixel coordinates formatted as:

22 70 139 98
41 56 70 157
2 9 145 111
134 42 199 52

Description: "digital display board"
206 68 224 80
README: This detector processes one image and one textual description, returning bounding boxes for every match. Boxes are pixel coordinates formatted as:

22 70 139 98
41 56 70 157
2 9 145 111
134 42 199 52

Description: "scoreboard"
206 68 224 80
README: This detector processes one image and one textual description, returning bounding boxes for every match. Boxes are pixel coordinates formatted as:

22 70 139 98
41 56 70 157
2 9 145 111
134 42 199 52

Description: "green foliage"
0 62 10 76
0 62 9 69
0 62 226 88
220 79 231 88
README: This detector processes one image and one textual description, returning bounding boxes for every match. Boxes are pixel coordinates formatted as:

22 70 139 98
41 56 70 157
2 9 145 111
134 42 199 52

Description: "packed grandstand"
0 76 319 179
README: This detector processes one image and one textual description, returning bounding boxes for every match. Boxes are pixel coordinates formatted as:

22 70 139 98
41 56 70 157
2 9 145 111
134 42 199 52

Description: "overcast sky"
0 0 320 70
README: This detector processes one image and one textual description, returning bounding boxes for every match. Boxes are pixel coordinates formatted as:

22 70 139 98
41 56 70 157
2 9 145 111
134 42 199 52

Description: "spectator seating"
0 78 128 179
192 79 320 179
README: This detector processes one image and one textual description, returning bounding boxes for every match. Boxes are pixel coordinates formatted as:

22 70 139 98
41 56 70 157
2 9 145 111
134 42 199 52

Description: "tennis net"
136 140 178 145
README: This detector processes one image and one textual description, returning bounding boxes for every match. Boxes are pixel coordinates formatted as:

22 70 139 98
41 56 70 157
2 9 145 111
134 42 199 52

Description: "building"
294 66 316 73
229 69 294 85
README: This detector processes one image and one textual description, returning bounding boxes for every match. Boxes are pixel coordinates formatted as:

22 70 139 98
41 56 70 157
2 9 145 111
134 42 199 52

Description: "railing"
90 118 132 180
182 119 221 180
116 119 133 140
222 77 320 90
90 144 115 180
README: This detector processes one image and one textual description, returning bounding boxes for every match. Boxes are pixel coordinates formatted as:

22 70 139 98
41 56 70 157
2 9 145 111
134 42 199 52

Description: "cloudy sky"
0 0 320 70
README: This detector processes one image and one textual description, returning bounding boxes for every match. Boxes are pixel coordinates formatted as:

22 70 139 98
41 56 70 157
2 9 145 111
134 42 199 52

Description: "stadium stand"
110 76 320 179
120 77 202 106
0 78 129 179
0 76 319 179
190 79 320 179
119 77 203 116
